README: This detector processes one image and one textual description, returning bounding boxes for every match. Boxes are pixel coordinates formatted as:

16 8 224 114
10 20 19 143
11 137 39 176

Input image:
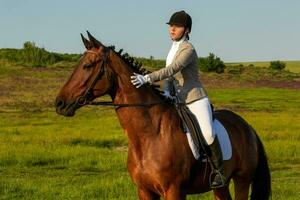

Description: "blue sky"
1 0 299 62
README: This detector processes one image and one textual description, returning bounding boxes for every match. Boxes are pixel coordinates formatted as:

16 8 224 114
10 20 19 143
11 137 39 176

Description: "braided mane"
108 46 150 75
107 46 164 98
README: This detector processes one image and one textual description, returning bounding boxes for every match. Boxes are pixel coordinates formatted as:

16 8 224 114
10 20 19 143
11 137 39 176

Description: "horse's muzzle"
55 97 77 117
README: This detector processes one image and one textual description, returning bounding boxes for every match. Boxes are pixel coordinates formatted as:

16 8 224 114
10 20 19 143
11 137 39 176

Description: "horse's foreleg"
213 186 232 200
232 177 251 200
137 187 160 200
164 185 186 200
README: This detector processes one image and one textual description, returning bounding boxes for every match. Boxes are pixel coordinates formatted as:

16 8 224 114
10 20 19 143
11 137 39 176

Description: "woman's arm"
147 46 195 82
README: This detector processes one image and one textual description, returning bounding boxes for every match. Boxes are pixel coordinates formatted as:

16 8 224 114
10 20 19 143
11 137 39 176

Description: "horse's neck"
109 53 163 151
109 53 158 106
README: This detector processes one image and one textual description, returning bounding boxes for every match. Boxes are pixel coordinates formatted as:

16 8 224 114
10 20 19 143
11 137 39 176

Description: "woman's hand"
130 73 151 88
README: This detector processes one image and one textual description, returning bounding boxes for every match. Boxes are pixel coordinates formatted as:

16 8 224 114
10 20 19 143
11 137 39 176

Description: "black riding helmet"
167 10 192 32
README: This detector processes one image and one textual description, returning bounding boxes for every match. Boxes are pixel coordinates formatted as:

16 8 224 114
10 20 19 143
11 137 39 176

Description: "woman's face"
168 25 187 41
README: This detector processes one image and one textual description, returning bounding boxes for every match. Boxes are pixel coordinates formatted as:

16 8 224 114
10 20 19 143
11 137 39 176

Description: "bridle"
75 49 110 106
75 48 169 109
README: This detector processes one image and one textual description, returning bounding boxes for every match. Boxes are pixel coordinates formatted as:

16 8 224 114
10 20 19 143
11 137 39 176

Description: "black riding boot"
208 136 227 188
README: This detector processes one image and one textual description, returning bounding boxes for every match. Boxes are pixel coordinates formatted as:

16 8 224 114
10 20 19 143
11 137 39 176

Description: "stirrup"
209 170 227 189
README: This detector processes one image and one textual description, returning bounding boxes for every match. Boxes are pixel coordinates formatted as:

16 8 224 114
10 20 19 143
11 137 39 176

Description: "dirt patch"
202 77 300 89
253 80 300 89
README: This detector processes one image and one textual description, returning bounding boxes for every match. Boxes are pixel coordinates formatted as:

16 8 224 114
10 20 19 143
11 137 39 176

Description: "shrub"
199 53 225 73
135 57 165 70
269 60 286 70
22 41 62 67
226 64 245 75
0 42 81 67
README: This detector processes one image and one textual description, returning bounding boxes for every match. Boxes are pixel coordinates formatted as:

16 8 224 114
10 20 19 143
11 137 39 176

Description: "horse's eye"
83 63 94 69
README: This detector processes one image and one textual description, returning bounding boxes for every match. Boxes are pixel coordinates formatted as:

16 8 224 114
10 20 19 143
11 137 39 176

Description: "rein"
86 100 169 109
75 49 169 109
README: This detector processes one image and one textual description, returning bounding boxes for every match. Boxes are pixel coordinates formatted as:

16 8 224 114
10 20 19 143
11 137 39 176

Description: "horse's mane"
108 45 150 75
108 46 165 99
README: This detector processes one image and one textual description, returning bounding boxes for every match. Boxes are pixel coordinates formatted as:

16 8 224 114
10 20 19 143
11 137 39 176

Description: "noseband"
76 49 110 106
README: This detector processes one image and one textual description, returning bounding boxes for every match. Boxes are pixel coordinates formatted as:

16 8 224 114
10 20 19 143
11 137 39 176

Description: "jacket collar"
173 39 188 60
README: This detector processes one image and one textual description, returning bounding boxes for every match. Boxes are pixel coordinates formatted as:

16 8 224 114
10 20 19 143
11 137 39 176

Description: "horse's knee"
213 186 232 200
233 177 251 200
137 188 160 200
164 186 186 200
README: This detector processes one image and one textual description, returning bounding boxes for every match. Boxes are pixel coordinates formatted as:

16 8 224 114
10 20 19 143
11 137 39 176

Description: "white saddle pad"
213 119 232 160
186 119 232 161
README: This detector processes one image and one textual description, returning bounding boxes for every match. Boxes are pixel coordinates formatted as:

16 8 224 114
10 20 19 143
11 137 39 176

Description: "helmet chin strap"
174 27 189 41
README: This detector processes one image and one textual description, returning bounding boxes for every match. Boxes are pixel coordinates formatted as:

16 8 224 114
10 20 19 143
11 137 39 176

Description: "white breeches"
187 97 216 145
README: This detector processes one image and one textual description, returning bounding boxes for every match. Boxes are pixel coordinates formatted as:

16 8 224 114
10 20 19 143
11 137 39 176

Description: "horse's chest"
128 161 167 195
128 157 156 184
127 151 177 193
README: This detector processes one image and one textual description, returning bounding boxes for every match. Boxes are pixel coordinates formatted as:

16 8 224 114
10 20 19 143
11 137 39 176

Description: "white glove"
131 73 150 88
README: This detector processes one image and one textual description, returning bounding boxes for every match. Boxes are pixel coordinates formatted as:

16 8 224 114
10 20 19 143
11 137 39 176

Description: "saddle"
175 102 214 159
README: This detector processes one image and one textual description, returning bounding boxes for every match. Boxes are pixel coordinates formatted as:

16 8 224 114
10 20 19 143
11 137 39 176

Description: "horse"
55 32 271 200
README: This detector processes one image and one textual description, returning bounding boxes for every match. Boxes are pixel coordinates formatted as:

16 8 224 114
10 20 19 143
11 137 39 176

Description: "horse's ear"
87 31 102 48
81 33 92 50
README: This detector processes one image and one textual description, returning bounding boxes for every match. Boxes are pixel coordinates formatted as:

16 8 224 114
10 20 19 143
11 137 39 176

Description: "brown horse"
55 32 271 200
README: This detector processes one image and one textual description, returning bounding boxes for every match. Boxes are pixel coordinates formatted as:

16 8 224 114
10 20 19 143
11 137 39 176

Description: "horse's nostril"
55 98 65 108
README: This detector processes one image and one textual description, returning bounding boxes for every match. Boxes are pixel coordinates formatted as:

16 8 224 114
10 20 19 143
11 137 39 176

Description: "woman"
131 10 226 188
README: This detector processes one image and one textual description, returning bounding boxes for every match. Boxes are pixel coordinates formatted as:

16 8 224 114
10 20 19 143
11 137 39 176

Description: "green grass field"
0 64 299 199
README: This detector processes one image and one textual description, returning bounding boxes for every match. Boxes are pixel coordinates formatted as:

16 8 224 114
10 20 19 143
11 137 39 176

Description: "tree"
199 53 225 73
269 60 286 70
